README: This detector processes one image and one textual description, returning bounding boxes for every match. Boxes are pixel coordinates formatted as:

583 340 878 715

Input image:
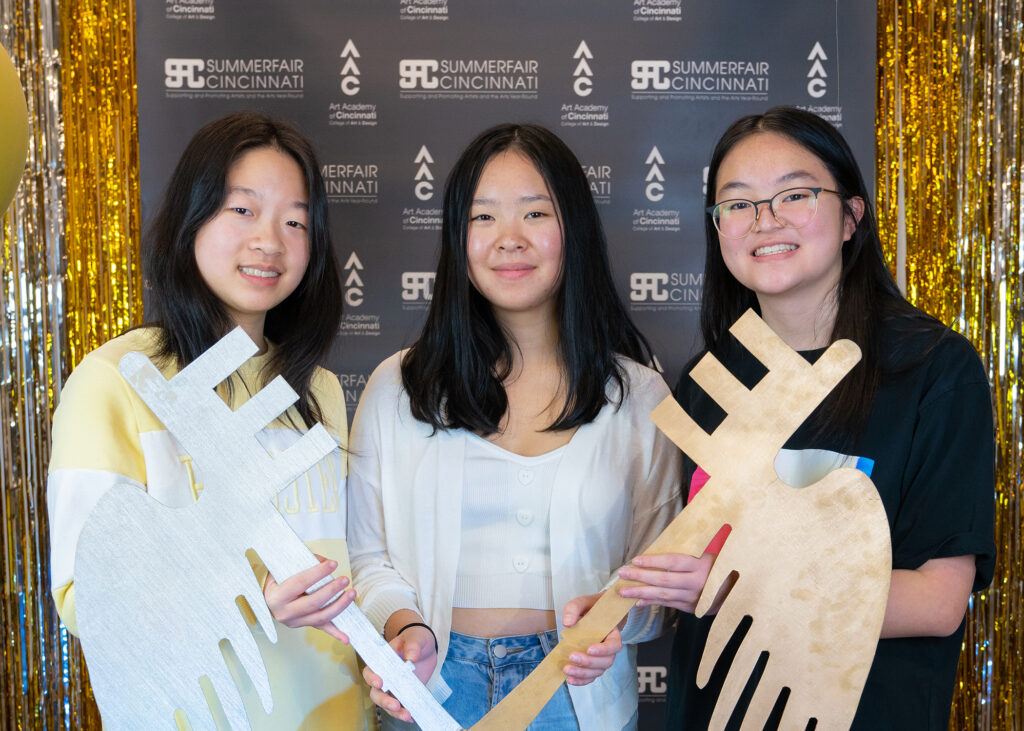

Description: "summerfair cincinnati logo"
402 271 435 305
321 161 379 204
398 57 538 98
630 57 768 100
163 57 304 95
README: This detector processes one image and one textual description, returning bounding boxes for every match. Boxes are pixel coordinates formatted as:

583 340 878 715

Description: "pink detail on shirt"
689 467 731 554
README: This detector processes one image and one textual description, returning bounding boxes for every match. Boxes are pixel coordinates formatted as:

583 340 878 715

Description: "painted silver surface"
74 328 461 730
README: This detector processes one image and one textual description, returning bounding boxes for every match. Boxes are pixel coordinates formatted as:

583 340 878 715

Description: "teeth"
754 244 797 257
239 267 279 278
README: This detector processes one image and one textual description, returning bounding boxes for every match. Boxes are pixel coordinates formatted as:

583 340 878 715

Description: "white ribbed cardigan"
348 352 682 730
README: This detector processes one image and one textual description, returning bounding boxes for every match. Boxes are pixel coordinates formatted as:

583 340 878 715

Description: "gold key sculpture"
471 310 891 731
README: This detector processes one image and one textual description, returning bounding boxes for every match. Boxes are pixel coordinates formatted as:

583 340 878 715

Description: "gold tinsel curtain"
1 0 139 727
0 1 1020 729
876 1 1023 728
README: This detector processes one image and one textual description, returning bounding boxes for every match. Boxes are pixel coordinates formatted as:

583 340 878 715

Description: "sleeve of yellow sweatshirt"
47 345 149 636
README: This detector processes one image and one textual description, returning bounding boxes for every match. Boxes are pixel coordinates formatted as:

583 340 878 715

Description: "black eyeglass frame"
706 186 845 239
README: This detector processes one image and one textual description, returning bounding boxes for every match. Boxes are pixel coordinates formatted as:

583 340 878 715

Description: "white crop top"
453 434 565 610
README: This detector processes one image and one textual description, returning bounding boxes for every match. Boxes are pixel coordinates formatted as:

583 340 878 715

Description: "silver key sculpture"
74 328 461 730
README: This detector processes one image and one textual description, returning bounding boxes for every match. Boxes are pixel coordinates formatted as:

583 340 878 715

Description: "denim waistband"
445 628 559 669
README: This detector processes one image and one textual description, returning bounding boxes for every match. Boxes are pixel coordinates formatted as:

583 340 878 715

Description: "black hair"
401 122 652 434
143 111 341 426
701 106 941 440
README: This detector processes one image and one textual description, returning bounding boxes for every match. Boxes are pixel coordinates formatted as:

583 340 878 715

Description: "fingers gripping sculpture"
472 310 891 731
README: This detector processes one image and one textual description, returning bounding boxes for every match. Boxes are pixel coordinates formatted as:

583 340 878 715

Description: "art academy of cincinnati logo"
413 146 435 201
338 253 382 337
399 0 449 21
404 146 442 231
339 39 361 96
630 58 769 100
342 253 365 308
165 0 214 21
645 146 666 202
573 41 594 96
800 42 844 128
399 58 538 99
164 57 303 95
806 41 828 98
633 0 681 22
633 146 680 232
329 41 377 126
321 161 379 204
560 41 609 128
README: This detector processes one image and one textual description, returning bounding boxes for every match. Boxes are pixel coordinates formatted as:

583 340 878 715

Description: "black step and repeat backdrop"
137 1 875 726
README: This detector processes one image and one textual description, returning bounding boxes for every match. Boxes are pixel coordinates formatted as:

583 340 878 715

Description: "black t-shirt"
666 317 996 731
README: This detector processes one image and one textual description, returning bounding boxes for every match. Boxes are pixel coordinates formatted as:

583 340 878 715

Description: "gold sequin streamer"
0 0 141 728
62 0 142 364
58 0 142 725
877 1 1023 729
0 1 68 727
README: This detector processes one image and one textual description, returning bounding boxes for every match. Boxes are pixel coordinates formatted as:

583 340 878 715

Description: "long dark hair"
401 123 652 434
143 111 341 426
701 106 938 440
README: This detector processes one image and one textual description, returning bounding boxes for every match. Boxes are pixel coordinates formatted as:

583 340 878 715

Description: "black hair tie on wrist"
395 621 438 653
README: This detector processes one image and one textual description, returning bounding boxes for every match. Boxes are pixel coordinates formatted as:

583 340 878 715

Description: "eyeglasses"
706 186 844 239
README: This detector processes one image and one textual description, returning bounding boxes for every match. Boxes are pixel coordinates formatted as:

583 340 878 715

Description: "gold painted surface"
877 2 1022 729
0 0 140 727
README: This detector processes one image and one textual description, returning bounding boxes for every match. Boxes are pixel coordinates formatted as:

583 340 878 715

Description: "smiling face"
466 150 564 325
193 145 311 343
713 132 862 314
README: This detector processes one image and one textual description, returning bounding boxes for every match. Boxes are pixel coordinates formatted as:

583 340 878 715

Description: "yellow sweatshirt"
48 328 375 730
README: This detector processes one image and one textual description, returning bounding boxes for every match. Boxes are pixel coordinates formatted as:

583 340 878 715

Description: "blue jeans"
380 629 579 730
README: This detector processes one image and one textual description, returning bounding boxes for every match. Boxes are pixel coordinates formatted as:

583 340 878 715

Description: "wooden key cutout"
471 310 890 731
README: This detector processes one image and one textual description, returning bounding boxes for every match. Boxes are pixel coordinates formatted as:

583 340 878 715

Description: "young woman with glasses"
616 106 995 729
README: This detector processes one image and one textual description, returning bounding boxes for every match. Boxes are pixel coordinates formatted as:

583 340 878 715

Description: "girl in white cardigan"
348 124 681 730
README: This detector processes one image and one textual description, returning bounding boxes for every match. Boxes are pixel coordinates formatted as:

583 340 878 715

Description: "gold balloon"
0 42 29 214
